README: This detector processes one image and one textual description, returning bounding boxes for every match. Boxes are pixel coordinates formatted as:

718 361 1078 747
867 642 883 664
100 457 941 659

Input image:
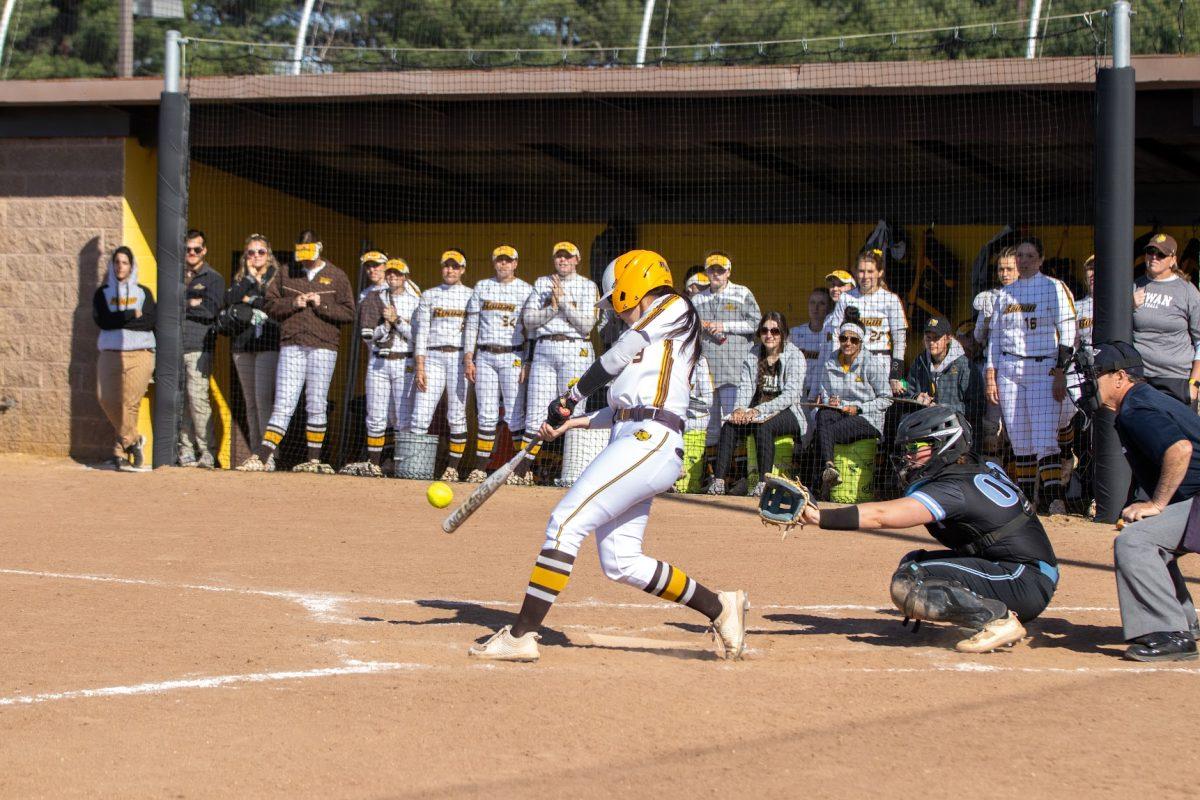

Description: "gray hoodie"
814 349 893 433
92 253 156 352
734 341 809 433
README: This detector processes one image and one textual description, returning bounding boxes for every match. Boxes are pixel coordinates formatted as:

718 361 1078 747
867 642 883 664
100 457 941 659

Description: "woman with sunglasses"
824 249 909 392
808 320 893 497
1132 233 1200 406
708 312 807 497
224 234 280 452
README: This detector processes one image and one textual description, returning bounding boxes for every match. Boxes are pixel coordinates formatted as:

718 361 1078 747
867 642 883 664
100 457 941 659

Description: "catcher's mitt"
758 474 818 538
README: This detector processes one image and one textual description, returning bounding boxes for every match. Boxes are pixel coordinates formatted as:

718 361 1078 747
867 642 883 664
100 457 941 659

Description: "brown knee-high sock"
642 560 723 620
511 548 575 637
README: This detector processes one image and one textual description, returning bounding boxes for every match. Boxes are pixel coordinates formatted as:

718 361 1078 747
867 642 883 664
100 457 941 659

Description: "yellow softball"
427 481 454 509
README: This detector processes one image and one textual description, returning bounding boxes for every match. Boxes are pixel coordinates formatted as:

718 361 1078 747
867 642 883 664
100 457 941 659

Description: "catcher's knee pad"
889 564 1007 630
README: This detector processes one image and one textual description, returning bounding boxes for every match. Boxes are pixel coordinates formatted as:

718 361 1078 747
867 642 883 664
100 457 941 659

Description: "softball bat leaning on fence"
442 436 543 534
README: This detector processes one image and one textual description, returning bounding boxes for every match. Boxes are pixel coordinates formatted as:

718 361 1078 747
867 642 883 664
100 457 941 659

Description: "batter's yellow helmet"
599 249 673 313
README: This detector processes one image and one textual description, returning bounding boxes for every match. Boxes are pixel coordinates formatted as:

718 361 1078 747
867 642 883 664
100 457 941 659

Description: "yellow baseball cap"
705 253 732 271
825 269 856 287
686 272 711 289
385 258 409 275
441 250 466 267
360 250 387 265
553 241 580 258
492 245 518 261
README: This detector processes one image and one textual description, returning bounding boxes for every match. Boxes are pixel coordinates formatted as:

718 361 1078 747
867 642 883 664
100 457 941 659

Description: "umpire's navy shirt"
1116 381 1200 502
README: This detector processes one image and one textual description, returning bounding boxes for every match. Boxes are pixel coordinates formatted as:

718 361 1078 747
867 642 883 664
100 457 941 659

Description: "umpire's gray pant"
1114 499 1200 640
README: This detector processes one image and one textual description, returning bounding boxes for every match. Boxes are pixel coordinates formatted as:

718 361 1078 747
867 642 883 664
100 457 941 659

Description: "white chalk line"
0 568 1123 621
0 660 428 708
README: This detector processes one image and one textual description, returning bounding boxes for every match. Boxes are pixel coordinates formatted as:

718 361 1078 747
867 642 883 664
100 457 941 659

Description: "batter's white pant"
542 420 684 589
995 357 1063 460
410 349 467 435
524 339 594 432
265 344 337 437
474 348 526 432
366 354 414 440
705 384 739 446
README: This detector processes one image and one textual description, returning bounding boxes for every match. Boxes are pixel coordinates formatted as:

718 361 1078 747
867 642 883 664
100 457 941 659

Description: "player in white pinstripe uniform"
410 249 474 482
984 237 1077 512
511 241 599 485
462 245 534 483
824 249 909 392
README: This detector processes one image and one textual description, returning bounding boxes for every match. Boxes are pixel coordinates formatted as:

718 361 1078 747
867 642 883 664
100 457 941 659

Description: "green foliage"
1 0 1196 79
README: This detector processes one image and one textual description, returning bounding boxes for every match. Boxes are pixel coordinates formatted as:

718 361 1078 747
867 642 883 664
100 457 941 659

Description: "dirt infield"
1 454 1196 798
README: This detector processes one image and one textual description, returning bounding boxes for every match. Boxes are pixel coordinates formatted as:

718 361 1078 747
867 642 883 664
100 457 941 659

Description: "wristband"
819 505 860 530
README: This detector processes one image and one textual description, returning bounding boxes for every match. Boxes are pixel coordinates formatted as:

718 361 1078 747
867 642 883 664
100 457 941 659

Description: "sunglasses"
186 246 205 254
1144 249 1171 259
903 440 934 455
442 262 465 269
758 326 781 335
838 334 861 344
245 248 268 256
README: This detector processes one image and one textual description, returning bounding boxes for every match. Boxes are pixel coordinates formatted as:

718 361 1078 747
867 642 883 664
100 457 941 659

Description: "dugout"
1 55 1199 466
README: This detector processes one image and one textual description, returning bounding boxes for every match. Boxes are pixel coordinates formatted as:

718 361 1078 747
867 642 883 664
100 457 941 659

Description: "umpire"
1092 341 1200 661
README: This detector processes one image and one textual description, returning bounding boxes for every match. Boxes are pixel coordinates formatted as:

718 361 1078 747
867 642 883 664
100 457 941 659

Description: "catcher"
759 405 1058 653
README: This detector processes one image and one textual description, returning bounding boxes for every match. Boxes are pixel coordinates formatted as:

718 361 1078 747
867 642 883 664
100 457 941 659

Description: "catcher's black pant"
900 549 1057 623
807 408 879 480
714 408 803 481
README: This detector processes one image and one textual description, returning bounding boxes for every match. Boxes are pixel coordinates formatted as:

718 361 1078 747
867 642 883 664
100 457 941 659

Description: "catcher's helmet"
599 249 673 313
892 405 972 489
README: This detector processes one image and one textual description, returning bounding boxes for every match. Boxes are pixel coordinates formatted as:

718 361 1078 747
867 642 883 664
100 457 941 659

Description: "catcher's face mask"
1071 346 1102 422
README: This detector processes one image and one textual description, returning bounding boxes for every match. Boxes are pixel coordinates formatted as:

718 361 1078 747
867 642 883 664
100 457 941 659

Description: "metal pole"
292 0 317 76
118 0 133 77
0 0 19 69
635 0 657 67
153 28 189 469
1091 1 1135 522
1024 0 1044 59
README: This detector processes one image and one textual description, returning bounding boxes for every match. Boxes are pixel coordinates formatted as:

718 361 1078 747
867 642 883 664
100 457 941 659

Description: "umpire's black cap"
1092 341 1144 377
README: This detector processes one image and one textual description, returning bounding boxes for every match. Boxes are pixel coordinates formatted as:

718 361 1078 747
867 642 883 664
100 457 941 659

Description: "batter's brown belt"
477 344 522 354
613 406 685 434
539 335 586 342
429 345 462 352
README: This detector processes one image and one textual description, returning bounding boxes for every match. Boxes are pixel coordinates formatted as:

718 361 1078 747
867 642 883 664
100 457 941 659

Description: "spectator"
675 354 714 493
358 251 387 303
809 320 892 497
92 246 156 471
225 233 280 452
236 230 355 473
789 286 831 393
817 270 855 360
985 237 1076 513
708 312 808 497
1077 255 1095 348
973 248 1020 351
685 271 710 296
693 251 762 477
825 250 909 392
178 229 224 469
1132 233 1200 406
900 315 985 435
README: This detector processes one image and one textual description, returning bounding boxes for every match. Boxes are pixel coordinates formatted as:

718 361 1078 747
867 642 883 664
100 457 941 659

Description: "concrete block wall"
0 137 128 460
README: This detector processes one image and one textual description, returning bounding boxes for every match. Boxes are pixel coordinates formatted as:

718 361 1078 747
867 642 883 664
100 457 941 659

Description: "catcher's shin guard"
889 563 1007 631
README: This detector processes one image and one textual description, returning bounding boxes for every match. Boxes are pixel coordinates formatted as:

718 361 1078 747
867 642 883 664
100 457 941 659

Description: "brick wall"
0 137 128 460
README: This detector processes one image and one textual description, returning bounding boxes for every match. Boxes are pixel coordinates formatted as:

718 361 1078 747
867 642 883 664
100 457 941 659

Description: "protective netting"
182 15 1107 509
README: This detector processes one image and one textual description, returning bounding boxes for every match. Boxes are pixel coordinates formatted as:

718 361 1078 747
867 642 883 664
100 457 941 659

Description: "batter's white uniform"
365 287 420 443
542 293 697 591
465 276 534 433
410 283 472 435
824 287 908 365
522 273 599 434
986 272 1076 458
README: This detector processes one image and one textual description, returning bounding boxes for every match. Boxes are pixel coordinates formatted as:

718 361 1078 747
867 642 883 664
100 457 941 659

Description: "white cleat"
293 459 334 475
235 454 274 472
955 611 1026 653
440 466 461 483
505 471 534 486
464 469 488 483
707 478 726 496
468 625 541 662
712 589 750 660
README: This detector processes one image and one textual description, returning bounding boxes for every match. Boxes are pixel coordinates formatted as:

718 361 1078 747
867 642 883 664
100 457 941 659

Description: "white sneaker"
707 478 726 496
955 611 1026 653
293 459 334 474
1048 499 1068 516
505 471 533 486
440 466 460 483
751 481 765 498
712 589 750 660
465 469 488 483
236 454 274 472
468 625 541 662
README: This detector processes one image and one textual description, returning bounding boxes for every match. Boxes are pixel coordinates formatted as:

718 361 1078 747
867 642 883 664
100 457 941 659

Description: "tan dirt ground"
0 454 1196 799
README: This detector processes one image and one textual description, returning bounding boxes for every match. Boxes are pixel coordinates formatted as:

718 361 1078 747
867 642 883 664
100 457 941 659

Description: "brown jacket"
264 261 355 350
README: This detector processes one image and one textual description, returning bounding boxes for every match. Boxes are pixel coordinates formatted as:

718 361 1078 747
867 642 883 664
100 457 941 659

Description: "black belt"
1002 352 1051 362
374 351 412 360
429 345 462 352
477 344 522 354
613 407 684 434
539 335 585 343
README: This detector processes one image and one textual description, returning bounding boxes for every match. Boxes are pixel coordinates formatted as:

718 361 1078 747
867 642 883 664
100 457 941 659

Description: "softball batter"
410 249 473 482
462 245 534 482
469 250 749 662
985 237 1076 511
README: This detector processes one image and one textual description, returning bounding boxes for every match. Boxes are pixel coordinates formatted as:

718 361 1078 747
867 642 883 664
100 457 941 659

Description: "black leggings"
899 549 1057 623
714 408 803 481
807 407 879 478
